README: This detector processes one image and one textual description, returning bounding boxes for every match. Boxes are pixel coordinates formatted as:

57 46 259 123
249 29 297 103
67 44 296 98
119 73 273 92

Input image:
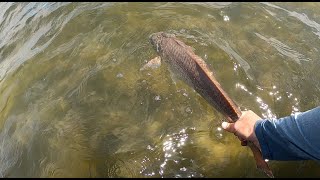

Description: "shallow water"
0 2 319 178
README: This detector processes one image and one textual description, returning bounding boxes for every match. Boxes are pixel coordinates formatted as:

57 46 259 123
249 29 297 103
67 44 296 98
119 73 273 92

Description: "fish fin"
188 45 196 52
248 142 274 178
140 56 161 71
174 38 194 52
169 68 179 85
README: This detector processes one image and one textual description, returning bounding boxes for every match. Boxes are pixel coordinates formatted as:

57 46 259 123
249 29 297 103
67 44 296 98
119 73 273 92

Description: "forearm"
254 106 320 161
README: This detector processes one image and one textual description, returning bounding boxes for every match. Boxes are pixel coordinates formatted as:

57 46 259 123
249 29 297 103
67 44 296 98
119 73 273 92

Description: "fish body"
148 32 273 177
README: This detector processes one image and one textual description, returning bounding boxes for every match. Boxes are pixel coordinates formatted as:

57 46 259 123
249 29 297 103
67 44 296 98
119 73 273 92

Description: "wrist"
254 119 271 160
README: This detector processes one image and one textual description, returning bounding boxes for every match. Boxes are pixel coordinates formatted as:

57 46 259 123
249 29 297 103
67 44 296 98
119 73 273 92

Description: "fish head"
149 32 175 53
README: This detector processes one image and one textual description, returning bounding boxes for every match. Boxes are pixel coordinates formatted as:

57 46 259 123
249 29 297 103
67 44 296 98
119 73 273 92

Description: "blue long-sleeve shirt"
254 106 320 161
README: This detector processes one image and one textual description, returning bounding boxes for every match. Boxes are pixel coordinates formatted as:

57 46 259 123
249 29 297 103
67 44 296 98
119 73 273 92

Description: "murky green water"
0 2 319 178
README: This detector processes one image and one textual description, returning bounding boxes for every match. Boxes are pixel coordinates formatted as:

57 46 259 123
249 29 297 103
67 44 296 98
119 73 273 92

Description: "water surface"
0 2 319 178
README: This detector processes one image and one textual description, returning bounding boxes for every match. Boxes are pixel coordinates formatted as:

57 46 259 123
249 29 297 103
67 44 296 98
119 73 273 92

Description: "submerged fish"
147 32 274 178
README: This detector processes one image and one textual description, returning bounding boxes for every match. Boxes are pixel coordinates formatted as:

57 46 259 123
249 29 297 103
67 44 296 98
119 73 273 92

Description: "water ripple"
211 38 253 80
261 2 320 39
255 32 311 64
0 2 318 178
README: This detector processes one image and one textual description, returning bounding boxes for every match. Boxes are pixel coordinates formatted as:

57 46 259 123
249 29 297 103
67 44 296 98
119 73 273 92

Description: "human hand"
221 110 262 151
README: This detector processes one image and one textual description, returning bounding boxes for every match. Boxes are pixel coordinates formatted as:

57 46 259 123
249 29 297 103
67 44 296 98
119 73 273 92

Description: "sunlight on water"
159 129 190 176
0 2 319 178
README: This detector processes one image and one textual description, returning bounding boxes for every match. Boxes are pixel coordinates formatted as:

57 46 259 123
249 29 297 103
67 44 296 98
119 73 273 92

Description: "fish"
147 31 274 178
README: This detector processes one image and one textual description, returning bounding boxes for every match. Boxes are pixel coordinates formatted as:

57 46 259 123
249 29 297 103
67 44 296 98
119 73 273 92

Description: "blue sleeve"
254 106 320 161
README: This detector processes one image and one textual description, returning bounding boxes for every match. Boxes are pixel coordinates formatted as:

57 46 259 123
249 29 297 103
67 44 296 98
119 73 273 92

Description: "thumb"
221 121 236 133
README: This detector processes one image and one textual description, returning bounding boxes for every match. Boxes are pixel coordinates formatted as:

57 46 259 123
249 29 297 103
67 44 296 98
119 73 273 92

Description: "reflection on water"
0 2 319 178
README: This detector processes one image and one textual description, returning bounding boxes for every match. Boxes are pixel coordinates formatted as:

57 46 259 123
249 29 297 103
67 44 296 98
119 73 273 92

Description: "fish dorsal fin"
188 51 242 121
173 38 194 52
140 56 162 71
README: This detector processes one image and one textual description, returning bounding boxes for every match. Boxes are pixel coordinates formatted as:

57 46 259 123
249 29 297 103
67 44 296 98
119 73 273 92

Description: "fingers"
222 121 247 146
221 111 261 148
221 122 236 133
